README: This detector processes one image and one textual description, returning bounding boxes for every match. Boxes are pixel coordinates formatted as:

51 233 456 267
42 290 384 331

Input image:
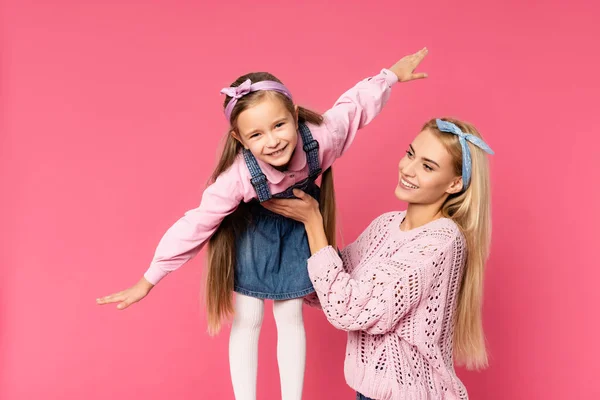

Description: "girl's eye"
406 150 413 158
275 122 285 129
424 164 433 171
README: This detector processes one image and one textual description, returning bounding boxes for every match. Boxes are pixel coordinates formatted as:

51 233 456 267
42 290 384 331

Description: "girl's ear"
294 105 299 128
230 130 247 149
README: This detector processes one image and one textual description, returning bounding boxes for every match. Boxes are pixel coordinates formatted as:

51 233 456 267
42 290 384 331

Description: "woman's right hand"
96 277 154 310
263 189 329 255
263 189 322 227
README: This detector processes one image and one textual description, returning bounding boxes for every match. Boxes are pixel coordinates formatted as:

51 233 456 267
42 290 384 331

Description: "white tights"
228 293 306 400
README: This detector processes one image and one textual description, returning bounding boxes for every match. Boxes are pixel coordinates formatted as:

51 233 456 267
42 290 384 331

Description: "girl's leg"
229 293 264 400
273 298 306 400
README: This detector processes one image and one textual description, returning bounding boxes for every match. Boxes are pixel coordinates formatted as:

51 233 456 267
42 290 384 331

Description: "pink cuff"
380 68 399 87
143 268 166 286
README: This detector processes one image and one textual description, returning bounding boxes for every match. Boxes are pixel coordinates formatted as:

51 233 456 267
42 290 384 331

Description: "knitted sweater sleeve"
307 233 459 335
303 215 382 309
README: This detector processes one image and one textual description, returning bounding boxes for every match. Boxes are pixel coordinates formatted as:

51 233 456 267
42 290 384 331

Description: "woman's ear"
446 176 464 194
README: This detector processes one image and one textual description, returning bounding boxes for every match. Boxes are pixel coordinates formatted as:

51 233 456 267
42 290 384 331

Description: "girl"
96 48 429 400
264 118 494 399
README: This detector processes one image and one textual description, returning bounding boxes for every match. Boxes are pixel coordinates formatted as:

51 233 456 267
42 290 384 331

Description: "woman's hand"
263 189 329 255
262 189 322 226
389 47 429 82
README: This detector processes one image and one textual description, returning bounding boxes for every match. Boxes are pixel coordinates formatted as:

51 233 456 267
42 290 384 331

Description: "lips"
400 177 419 189
266 144 288 157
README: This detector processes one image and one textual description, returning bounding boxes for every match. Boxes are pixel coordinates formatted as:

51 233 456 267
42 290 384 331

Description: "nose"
400 158 416 177
265 132 279 148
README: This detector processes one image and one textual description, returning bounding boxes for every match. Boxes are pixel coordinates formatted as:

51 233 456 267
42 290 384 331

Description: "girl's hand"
96 277 154 310
263 189 322 226
389 47 429 82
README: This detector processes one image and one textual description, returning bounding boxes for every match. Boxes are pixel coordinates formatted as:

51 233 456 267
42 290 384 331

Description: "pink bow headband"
220 79 293 121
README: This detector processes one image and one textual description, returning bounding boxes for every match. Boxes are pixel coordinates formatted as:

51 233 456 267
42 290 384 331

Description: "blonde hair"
205 72 337 335
423 117 492 370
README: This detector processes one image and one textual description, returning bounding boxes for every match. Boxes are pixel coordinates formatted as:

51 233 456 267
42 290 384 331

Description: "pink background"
2 1 598 399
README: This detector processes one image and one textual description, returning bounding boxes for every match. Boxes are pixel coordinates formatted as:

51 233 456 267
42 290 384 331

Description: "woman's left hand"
262 189 322 225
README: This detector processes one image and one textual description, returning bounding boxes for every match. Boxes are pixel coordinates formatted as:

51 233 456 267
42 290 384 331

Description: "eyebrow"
272 117 288 125
409 144 441 168
242 130 258 139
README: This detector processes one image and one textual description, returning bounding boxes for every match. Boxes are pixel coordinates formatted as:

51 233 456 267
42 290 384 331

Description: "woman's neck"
401 202 444 231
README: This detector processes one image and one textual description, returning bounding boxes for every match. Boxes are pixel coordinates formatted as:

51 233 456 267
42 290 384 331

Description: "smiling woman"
262 117 494 399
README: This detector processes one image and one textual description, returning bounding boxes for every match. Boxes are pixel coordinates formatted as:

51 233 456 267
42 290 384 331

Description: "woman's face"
395 128 463 205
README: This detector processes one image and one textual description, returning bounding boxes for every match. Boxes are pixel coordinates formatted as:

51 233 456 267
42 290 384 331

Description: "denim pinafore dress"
233 123 321 300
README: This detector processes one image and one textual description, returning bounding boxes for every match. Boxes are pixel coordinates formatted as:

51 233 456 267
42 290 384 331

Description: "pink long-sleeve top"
143 69 399 285
307 211 469 400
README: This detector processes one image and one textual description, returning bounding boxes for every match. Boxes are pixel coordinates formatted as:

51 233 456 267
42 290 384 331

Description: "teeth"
270 146 285 156
401 178 418 189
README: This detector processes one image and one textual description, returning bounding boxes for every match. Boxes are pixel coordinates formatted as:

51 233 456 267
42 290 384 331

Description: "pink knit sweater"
307 211 468 400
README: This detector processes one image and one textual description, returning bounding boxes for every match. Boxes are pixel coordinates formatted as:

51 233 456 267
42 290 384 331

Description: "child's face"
395 128 463 205
233 95 298 169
